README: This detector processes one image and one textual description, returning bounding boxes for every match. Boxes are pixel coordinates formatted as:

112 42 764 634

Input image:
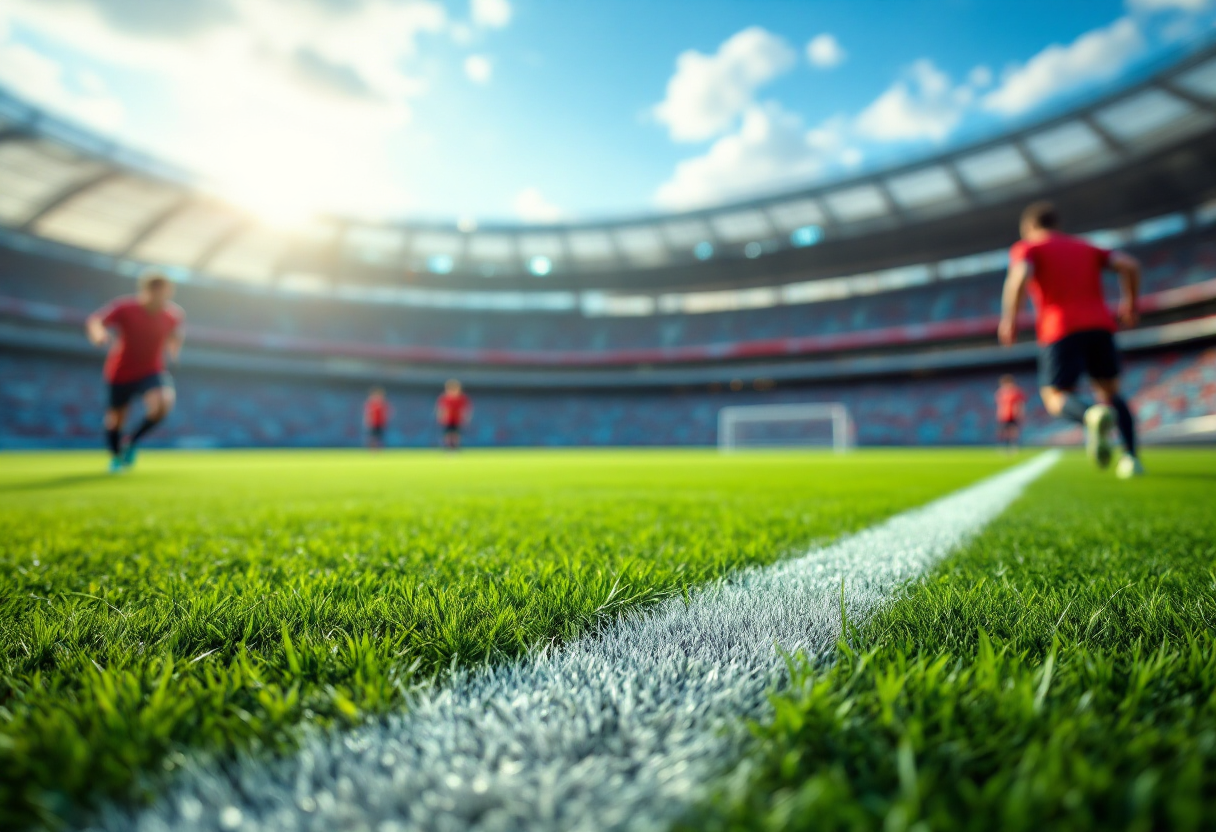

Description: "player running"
999 201 1143 478
994 374 1027 452
435 379 471 450
85 271 184 473
364 387 390 450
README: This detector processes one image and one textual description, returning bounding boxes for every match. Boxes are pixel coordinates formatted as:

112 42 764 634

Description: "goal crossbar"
718 402 853 452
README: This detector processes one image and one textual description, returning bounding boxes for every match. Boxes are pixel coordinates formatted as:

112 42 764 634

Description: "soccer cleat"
121 444 138 468
1083 404 1115 469
108 457 124 474
1116 454 1145 479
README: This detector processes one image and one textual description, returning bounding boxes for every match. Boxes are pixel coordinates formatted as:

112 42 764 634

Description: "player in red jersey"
364 387 390 450
999 201 1143 478
994 374 1027 452
85 271 184 473
435 379 471 450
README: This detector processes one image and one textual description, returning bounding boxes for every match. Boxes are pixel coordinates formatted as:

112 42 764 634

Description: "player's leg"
1039 333 1114 468
1088 334 1141 477
124 377 175 465
104 404 128 472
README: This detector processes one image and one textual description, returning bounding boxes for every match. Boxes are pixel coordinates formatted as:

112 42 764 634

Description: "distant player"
994 375 1027 452
85 270 184 473
999 201 1143 478
436 379 471 450
364 387 390 450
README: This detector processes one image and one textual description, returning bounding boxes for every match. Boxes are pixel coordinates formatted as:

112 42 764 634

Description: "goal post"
717 402 854 452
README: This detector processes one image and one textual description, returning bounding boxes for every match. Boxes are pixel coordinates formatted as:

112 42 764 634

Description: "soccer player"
435 379 471 450
85 270 184 473
999 201 1143 478
994 374 1027 452
364 387 390 450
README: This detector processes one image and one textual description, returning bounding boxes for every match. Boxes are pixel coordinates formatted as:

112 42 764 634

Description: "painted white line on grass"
99 452 1059 832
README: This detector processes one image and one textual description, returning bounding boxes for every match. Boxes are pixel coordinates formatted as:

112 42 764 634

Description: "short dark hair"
1021 200 1059 230
138 269 171 291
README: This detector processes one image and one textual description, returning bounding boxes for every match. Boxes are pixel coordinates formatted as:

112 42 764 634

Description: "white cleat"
1116 454 1145 479
1083 405 1115 469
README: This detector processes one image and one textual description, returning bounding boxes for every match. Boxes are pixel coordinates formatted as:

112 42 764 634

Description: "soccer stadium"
2 3 1216 830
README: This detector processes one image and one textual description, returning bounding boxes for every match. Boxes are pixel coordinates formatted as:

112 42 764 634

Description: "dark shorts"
1000 418 1021 429
108 371 173 410
1038 329 1120 390
443 423 461 436
368 424 385 441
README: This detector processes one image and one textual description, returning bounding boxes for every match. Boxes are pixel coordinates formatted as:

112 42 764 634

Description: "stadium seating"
0 229 1212 356
3 347 1212 450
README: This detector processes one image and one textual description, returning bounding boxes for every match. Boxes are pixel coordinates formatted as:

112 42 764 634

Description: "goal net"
718 402 854 452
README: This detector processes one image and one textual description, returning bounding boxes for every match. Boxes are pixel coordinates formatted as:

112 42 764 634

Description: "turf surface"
686 449 1216 832
0 449 1012 830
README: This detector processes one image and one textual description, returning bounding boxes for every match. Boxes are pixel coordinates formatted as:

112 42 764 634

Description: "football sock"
1059 394 1091 425
105 427 121 456
129 416 162 446
1111 394 1138 457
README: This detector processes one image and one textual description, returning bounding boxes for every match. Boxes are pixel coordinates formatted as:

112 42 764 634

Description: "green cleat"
108 456 124 475
1083 404 1115 469
121 444 138 468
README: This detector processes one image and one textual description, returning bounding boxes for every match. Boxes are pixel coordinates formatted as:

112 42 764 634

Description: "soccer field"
1 449 1213 830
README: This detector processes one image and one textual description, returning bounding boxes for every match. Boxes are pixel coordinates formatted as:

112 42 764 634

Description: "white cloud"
0 0 456 217
464 53 492 84
655 103 846 210
653 26 796 143
806 33 845 68
471 0 512 28
855 59 974 142
983 16 1144 115
514 186 564 223
0 37 123 129
1127 0 1212 11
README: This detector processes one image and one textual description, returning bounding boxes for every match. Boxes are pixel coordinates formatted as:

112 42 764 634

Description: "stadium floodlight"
718 402 854 453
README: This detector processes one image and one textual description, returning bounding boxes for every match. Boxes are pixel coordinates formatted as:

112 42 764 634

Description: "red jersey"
364 397 390 428
436 392 471 427
1009 233 1115 345
97 297 184 383
995 385 1027 423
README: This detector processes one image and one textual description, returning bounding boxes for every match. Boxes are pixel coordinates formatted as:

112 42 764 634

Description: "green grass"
0 448 1013 830
686 449 1216 832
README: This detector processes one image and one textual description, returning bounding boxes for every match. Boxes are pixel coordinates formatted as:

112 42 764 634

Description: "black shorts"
368 425 385 441
1000 418 1021 429
108 372 173 410
443 423 461 436
1038 329 1120 390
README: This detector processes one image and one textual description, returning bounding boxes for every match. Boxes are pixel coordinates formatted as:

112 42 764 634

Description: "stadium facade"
2 45 1215 449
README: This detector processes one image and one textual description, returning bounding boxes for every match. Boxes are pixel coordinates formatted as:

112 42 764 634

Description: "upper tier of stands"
1 228 1213 358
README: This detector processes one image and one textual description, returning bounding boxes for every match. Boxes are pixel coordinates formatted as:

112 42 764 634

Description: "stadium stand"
2 43 1216 449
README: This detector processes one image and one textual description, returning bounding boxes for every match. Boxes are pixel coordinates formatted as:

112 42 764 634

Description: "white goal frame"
718 402 854 452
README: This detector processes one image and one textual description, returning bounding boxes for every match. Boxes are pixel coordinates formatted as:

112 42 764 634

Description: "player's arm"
998 260 1031 347
1108 250 1141 328
85 310 113 347
166 329 184 363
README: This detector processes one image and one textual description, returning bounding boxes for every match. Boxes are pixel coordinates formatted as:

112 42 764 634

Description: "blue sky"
1 0 1213 225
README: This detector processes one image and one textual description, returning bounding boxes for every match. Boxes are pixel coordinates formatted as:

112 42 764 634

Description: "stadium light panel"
1095 90 1194 142
427 254 454 274
528 255 553 276
790 225 822 248
1025 122 1106 169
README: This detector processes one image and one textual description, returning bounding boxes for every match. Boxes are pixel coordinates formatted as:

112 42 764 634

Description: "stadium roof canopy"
2 44 1216 293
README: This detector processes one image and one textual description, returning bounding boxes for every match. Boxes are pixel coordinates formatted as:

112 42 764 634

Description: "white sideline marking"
99 452 1059 832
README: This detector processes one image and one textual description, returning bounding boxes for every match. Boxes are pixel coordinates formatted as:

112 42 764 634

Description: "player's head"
370 386 385 399
1020 200 1059 239
1000 374 1016 386
138 270 174 308
445 378 462 394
